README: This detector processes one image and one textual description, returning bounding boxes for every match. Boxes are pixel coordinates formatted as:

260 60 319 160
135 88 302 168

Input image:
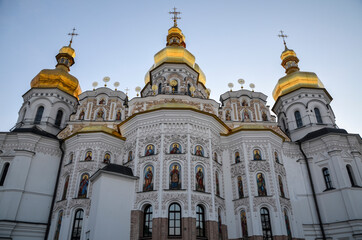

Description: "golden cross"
278 30 288 48
169 7 181 27
125 87 129 95
68 28 78 47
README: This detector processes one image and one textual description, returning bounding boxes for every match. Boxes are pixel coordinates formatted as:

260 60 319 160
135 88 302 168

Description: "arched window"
256 173 267 196
168 203 181 236
54 210 63 240
322 168 333 190
314 108 323 124
284 209 292 240
0 162 10 186
62 176 69 200
55 110 63 127
143 165 154 192
187 84 191 96
34 106 44 124
158 83 162 94
215 172 220 196
78 173 89 198
346 165 356 187
294 111 303 128
71 209 84 240
240 210 248 238
278 175 285 198
260 207 273 239
196 205 205 237
143 205 153 237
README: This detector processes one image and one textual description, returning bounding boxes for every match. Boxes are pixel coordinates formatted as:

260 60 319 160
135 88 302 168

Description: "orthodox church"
0 10 361 240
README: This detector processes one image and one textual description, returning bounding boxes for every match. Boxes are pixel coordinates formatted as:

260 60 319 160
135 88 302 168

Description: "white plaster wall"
88 172 136 240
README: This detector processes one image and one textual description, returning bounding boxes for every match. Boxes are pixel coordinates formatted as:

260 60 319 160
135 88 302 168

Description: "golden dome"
30 67 82 99
273 46 324 100
272 71 324 100
30 44 81 99
144 26 206 85
59 46 76 58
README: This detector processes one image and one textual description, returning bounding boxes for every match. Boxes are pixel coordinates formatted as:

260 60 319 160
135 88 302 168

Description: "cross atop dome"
68 28 78 47
278 30 288 49
169 7 181 27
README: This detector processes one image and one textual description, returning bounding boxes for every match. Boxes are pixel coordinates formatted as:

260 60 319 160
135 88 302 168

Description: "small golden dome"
30 67 82 99
272 71 324 100
59 46 76 58
30 44 81 99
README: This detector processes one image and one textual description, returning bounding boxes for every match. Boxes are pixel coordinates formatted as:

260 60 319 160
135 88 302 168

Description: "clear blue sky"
0 0 361 135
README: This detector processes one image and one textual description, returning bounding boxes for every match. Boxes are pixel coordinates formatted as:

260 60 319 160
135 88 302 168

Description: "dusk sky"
0 0 361 135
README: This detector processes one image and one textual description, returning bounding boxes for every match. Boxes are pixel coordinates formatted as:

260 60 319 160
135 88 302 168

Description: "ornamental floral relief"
233 198 250 215
279 197 293 214
161 192 188 210
253 196 277 212
191 194 212 211
66 198 91 216
53 200 68 216
274 162 286 176
134 192 159 210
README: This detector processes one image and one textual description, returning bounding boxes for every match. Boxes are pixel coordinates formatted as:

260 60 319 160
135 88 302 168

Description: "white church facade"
0 14 361 240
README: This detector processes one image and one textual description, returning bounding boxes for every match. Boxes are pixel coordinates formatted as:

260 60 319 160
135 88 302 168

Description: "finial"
249 83 255 92
114 82 120 91
68 28 78 47
238 79 245 89
228 83 234 92
92 82 98 91
169 7 181 27
125 87 130 96
103 76 110 87
278 30 288 50
135 86 141 97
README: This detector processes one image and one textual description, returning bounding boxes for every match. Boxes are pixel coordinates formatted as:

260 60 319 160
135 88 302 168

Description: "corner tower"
272 33 337 141
14 32 81 136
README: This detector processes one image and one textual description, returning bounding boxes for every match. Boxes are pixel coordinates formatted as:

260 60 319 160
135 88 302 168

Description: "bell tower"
272 32 337 141
13 30 81 136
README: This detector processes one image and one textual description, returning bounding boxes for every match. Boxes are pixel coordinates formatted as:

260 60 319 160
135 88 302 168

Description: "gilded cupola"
272 32 324 100
30 30 81 99
144 9 206 86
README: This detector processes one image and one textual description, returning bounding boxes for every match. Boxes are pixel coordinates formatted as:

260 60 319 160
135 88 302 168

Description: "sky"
0 0 361 135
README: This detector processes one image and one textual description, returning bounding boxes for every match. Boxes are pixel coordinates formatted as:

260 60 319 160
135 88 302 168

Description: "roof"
100 163 134 177
298 127 348 142
11 126 58 139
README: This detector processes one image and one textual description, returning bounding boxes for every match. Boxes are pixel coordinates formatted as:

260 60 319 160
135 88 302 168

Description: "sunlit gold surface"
145 46 206 85
30 65 81 99
59 46 75 58
64 125 125 140
168 27 185 42
272 71 324 100
281 49 296 59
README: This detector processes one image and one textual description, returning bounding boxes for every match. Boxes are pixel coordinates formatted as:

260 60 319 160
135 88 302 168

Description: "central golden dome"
144 26 206 86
